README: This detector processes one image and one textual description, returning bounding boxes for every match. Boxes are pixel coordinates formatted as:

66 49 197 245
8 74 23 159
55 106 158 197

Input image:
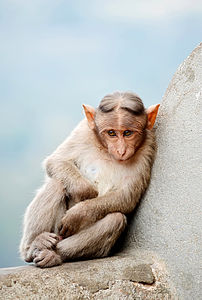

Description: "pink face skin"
100 127 144 162
83 102 159 162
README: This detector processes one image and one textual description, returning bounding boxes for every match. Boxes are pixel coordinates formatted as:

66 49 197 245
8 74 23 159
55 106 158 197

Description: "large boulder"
125 43 202 300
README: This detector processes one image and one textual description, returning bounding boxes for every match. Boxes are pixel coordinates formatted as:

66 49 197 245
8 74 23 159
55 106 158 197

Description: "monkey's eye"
123 130 133 137
108 130 116 137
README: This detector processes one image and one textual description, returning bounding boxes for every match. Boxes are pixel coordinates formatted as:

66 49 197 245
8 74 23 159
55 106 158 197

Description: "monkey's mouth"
116 156 133 163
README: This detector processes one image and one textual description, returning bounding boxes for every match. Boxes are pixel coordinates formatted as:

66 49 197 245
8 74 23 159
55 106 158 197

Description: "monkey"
19 91 160 268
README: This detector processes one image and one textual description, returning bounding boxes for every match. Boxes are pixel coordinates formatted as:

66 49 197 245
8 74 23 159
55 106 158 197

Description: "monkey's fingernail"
58 236 63 240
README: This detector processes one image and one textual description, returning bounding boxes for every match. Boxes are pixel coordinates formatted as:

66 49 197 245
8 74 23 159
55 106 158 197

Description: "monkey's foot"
25 232 61 263
33 249 62 268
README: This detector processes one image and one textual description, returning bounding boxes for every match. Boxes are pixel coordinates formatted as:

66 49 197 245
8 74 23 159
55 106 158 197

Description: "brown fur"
19 91 159 268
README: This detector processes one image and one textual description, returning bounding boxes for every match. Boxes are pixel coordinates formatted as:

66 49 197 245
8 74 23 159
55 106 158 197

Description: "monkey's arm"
45 157 98 201
43 120 98 202
60 151 153 237
60 186 145 237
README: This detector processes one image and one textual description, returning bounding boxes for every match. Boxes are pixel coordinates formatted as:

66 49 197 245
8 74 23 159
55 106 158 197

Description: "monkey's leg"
33 212 126 268
19 178 67 263
57 212 127 262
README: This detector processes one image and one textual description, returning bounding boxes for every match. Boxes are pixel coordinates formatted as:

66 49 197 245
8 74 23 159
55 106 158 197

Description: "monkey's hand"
68 178 98 202
59 202 96 237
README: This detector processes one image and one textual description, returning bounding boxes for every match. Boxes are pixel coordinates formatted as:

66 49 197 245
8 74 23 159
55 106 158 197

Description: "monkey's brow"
99 106 115 113
120 107 143 116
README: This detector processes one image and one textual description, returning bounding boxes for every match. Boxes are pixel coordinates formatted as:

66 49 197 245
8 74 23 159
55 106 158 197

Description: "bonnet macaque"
20 91 160 268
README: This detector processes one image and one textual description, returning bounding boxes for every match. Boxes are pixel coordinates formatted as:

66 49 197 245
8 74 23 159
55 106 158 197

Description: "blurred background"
0 0 201 268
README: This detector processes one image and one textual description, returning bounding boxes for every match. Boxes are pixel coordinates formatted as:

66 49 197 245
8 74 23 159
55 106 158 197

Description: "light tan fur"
19 91 159 268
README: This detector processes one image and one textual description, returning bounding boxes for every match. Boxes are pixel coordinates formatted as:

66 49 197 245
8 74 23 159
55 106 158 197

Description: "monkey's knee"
96 213 127 257
106 212 127 232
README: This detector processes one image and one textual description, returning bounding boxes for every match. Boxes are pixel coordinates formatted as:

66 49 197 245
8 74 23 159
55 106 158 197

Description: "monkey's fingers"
35 232 60 249
49 233 61 240
41 237 58 249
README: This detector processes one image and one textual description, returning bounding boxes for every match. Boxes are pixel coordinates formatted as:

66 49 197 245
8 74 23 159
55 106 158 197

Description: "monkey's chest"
84 165 99 182
80 163 100 184
79 160 129 196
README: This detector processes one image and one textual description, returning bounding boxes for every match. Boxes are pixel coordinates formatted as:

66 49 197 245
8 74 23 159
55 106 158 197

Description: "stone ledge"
0 255 176 299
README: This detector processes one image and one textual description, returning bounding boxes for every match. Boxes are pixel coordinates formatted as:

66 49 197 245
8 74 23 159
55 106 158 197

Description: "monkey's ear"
83 104 96 129
146 104 160 129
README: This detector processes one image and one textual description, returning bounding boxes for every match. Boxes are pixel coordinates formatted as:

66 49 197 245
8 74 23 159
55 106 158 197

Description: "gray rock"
0 255 176 299
125 43 202 300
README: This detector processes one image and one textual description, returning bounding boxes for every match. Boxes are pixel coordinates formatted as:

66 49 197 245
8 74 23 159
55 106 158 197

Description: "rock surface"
125 43 202 300
0 255 176 299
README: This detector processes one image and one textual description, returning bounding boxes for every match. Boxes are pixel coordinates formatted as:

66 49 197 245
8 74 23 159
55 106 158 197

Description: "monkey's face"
100 128 144 162
83 93 159 162
95 112 147 162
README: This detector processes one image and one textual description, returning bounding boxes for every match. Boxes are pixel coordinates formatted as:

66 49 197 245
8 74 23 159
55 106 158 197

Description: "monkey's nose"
117 148 126 157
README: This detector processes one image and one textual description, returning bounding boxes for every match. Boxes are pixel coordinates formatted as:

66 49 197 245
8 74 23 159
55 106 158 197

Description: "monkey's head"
83 92 160 162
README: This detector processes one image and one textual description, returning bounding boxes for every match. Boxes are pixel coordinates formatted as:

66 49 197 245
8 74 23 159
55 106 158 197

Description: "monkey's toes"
33 249 62 268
